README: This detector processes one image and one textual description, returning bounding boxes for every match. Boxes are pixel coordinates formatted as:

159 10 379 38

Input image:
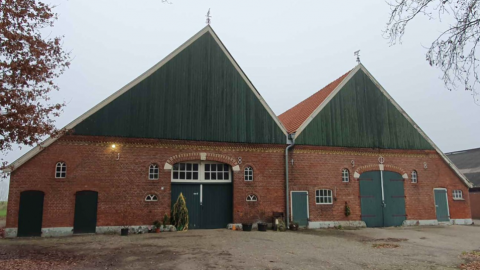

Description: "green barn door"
201 184 233 229
73 191 98 234
359 172 383 227
291 191 309 227
171 184 201 229
18 191 44 237
434 189 450 222
383 172 406 227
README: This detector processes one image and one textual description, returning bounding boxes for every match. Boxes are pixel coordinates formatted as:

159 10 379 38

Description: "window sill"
316 203 333 205
453 198 465 201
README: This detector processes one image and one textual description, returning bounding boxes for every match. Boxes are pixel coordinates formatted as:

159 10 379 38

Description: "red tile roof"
278 70 352 134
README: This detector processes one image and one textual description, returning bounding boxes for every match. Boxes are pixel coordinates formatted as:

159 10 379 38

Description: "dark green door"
73 191 98 234
434 189 450 222
383 171 406 227
202 184 232 229
291 191 309 226
18 191 44 237
359 171 383 227
171 184 232 229
360 171 406 227
171 184 201 229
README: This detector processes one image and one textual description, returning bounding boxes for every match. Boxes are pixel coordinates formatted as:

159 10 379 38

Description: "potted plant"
256 208 268 232
162 214 169 231
120 210 130 236
153 220 161 233
242 222 253 231
289 222 299 231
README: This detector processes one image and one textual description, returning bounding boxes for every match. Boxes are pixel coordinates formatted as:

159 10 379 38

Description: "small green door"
383 171 406 227
359 171 383 227
434 189 450 222
291 191 309 226
171 184 201 229
18 191 44 237
73 191 98 234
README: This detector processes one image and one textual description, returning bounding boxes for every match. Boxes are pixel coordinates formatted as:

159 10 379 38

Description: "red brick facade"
6 135 471 231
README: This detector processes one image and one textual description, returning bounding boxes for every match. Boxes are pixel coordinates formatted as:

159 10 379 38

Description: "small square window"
315 189 333 204
149 164 159 180
453 190 463 200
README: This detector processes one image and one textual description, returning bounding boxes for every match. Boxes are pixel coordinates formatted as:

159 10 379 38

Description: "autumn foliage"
0 0 70 153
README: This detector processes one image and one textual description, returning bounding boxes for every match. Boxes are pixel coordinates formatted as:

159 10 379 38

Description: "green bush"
172 193 189 231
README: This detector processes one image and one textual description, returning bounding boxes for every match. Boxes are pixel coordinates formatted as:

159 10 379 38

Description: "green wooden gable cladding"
295 69 434 150
73 31 286 144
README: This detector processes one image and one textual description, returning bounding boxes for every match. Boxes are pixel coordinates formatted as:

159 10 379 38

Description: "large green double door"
359 171 406 227
171 183 232 229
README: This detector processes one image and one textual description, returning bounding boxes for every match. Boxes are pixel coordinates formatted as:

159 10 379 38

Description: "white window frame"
411 170 418 183
149 164 159 180
244 166 253 181
171 161 231 183
145 194 158 202
315 189 333 205
246 194 258 202
55 162 66 178
453 190 463 200
342 169 349 182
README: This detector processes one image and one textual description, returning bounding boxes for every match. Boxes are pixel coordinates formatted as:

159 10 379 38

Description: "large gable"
73 27 287 144
5 26 287 172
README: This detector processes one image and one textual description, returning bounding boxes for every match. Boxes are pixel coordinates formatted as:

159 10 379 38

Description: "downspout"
285 133 295 228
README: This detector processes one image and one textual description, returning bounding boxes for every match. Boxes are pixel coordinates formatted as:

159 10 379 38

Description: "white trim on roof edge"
3 25 288 173
294 64 472 188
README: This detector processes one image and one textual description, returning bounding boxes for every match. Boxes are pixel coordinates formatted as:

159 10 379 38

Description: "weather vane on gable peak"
206 8 212 25
354 50 361 64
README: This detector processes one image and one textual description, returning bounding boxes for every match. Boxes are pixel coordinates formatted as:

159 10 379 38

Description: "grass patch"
0 209 6 217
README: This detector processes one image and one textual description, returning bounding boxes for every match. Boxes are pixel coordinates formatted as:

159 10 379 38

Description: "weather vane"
206 8 211 25
354 50 361 64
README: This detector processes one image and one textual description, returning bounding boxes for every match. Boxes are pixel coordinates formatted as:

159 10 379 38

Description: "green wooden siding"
296 69 433 150
73 32 286 144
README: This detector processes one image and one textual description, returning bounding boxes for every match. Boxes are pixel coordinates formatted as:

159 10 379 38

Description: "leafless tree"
385 0 480 104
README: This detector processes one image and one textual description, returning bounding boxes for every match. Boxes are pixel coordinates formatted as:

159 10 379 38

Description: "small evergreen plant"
172 192 189 231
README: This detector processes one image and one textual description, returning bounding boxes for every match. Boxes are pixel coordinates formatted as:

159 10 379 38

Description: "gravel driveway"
1 225 479 269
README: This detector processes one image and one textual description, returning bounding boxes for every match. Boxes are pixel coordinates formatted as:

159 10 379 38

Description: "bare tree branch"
385 0 480 104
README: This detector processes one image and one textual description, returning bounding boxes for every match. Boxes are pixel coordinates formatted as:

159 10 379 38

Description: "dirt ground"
1 225 480 270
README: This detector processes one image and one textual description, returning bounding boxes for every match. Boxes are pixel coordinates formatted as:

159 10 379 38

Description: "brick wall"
289 145 471 222
6 135 471 230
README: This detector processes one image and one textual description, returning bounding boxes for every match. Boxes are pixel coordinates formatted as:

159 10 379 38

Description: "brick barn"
3 26 472 237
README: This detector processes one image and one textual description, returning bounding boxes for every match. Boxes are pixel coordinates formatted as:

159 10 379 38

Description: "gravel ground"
0 225 479 269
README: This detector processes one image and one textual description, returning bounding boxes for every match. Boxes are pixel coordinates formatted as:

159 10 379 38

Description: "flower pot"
121 228 129 236
155 228 160 233
289 224 298 231
242 223 252 231
258 223 268 232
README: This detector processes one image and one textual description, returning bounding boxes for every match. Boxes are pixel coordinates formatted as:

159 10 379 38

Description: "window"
172 163 199 180
145 194 158 202
411 170 418 183
244 166 253 181
204 163 230 180
342 169 349 182
149 164 159 180
453 190 463 200
316 189 333 204
55 162 66 178
171 162 231 182
246 194 258 202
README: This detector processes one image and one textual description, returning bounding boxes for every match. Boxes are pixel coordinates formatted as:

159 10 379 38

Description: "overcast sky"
1 0 479 197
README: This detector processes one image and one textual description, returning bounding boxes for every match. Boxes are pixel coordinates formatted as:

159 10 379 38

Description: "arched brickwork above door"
353 164 408 179
163 152 240 172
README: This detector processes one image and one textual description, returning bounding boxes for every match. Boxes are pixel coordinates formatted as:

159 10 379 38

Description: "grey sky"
2 0 480 189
